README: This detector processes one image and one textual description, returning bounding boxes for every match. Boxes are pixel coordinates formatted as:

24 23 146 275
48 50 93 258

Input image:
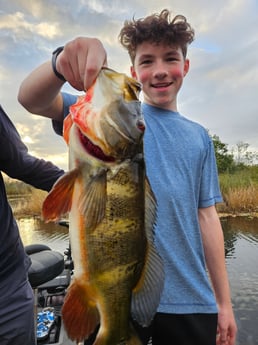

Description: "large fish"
42 67 164 345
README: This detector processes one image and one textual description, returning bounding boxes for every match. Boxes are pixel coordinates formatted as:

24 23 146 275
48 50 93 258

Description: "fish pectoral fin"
79 170 107 230
62 279 100 342
131 243 164 327
42 168 80 222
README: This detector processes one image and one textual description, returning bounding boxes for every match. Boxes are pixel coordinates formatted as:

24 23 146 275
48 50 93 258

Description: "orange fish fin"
79 170 107 230
131 177 164 327
63 113 73 144
62 279 100 342
42 168 80 222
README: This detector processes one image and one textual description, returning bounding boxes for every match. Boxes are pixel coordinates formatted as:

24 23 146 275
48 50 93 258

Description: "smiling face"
131 42 189 112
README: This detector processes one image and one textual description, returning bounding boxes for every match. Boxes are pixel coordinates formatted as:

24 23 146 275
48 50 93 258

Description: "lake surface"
16 215 258 345
221 216 258 345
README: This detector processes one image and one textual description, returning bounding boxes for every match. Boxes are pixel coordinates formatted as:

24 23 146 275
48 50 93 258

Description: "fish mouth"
78 129 115 163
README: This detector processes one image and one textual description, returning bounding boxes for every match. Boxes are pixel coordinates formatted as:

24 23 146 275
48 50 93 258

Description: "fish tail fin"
62 279 99 342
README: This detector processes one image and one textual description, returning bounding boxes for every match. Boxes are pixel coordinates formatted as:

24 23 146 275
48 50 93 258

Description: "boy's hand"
216 306 237 345
55 37 107 91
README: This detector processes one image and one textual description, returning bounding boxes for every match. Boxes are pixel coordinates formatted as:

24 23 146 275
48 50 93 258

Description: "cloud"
0 0 257 171
0 11 60 39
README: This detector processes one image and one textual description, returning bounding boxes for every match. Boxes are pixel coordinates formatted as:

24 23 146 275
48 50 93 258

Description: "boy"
18 9 237 345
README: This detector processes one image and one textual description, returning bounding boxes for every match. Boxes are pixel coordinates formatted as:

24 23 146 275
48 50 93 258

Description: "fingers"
216 328 236 345
80 38 108 90
56 37 107 91
216 330 227 344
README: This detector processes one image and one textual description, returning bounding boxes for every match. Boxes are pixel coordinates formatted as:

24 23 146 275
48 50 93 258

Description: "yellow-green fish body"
42 68 164 344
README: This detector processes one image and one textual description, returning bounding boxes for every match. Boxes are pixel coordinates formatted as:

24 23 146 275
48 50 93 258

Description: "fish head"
64 68 145 165
98 97 144 159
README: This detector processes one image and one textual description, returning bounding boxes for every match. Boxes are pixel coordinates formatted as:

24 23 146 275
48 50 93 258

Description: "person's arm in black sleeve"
0 105 64 192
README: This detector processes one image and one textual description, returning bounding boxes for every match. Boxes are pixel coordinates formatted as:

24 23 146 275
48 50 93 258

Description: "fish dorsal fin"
78 170 107 230
144 177 157 242
131 178 164 327
42 168 80 222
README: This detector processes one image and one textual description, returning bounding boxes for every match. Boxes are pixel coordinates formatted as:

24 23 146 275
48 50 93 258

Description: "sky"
0 0 257 170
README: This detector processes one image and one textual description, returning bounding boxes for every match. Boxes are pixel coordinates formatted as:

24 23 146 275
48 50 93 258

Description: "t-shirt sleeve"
52 92 77 136
198 137 223 208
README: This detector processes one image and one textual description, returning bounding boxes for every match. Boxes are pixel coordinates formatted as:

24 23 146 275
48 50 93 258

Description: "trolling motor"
26 244 64 342
25 222 74 344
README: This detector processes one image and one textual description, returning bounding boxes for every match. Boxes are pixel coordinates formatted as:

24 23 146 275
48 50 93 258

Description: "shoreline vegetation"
217 166 258 218
5 166 258 219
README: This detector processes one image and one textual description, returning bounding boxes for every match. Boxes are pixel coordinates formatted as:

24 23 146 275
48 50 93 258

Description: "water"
17 217 70 254
17 215 258 345
221 216 258 345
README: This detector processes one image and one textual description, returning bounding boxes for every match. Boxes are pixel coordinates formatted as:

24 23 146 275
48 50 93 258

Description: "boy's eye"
140 59 152 65
167 56 178 62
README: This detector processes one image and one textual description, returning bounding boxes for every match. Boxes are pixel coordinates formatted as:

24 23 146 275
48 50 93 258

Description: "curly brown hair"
119 9 195 64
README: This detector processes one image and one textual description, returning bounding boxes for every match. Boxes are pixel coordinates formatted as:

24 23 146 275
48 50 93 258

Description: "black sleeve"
0 105 64 192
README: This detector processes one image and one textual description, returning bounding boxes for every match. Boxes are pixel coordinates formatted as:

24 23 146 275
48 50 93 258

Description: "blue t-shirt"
142 103 222 314
58 94 222 314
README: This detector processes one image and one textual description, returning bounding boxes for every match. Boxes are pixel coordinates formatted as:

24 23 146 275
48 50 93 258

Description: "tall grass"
5 166 258 217
4 177 47 217
12 188 47 217
218 167 258 214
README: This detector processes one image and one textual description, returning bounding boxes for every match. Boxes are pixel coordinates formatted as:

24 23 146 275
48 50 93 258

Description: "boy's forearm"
198 206 232 307
18 61 65 121
199 206 237 343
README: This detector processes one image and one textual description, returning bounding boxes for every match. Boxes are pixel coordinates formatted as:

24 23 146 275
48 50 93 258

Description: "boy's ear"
130 66 137 79
184 59 190 76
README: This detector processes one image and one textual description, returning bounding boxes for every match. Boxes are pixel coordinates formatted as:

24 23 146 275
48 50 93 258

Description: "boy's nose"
153 63 168 79
154 70 168 79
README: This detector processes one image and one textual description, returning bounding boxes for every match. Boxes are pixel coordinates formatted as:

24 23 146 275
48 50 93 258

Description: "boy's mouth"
152 82 172 88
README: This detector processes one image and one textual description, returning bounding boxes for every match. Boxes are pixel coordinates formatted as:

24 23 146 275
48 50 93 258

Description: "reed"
12 188 47 217
5 166 258 217
218 168 258 214
218 185 258 213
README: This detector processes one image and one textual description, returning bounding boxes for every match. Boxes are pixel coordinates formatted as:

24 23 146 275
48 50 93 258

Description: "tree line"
210 134 258 173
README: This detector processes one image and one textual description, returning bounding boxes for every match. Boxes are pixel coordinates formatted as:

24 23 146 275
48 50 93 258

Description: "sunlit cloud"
22 135 34 144
0 11 60 39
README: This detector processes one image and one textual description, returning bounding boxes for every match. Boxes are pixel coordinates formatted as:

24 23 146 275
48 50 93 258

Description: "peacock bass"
42 67 164 345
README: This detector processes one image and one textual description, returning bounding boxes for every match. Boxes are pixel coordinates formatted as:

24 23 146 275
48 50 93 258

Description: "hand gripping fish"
42 67 164 345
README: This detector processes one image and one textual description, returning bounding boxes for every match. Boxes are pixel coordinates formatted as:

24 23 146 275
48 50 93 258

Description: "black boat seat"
25 244 64 288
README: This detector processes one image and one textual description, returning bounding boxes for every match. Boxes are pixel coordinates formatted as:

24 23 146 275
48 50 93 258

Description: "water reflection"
222 217 258 258
17 215 258 345
221 216 258 345
17 217 70 254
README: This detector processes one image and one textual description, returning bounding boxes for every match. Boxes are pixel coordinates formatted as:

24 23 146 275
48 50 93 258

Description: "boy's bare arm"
198 205 237 345
18 61 64 121
18 37 107 121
